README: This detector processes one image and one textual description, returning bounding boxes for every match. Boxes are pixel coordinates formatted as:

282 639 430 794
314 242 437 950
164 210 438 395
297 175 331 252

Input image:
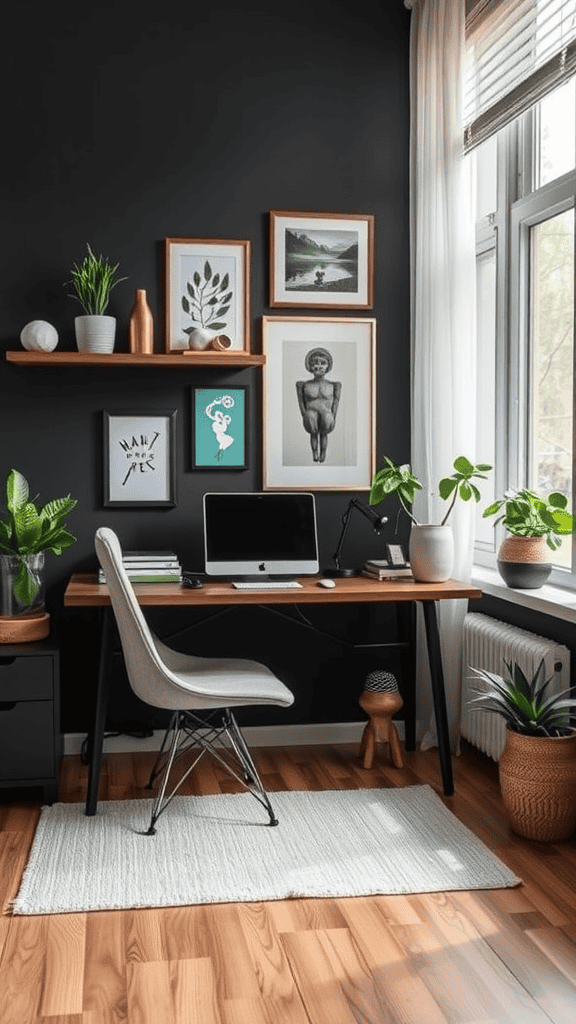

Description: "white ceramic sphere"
188 327 216 351
20 320 59 352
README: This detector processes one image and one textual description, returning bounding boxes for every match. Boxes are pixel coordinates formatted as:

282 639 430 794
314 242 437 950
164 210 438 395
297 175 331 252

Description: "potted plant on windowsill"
469 659 576 841
368 456 492 582
482 488 575 589
0 469 77 642
67 243 128 353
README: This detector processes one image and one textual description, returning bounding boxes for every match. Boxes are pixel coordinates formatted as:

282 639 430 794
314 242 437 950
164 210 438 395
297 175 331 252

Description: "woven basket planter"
499 728 576 842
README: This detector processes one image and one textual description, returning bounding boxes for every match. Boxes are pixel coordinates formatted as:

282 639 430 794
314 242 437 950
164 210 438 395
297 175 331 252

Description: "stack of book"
98 550 183 584
362 558 414 581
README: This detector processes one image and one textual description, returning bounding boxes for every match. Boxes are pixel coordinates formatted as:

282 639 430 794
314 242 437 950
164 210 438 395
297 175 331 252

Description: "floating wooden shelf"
5 351 265 368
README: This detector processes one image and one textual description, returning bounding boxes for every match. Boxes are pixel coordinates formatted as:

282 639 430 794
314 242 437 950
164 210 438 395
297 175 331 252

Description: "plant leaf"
453 455 474 474
438 477 458 500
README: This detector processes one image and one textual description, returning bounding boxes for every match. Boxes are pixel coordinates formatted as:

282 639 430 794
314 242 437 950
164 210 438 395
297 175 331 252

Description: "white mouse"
318 578 336 588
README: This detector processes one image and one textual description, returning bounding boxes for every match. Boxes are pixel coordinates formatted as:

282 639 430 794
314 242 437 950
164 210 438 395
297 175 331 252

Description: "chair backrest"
94 526 178 708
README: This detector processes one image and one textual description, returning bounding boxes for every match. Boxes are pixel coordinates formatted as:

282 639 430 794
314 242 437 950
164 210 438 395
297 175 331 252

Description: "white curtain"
407 0 477 751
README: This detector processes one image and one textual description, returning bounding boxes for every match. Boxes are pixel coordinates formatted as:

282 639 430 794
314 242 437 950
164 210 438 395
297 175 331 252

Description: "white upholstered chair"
94 527 294 834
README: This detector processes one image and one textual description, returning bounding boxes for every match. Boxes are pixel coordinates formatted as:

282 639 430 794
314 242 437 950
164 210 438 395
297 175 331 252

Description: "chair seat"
151 637 294 710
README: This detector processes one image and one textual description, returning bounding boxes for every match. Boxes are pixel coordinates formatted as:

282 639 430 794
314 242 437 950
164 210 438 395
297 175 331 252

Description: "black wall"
1 0 412 733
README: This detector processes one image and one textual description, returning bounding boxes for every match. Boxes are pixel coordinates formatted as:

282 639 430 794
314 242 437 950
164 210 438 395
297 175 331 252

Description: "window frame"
473 96 576 586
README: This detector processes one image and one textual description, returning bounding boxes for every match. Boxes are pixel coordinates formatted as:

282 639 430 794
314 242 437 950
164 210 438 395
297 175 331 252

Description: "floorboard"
0 741 575 1023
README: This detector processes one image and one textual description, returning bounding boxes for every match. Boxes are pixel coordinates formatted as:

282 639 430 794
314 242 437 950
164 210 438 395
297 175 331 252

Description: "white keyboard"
232 580 303 590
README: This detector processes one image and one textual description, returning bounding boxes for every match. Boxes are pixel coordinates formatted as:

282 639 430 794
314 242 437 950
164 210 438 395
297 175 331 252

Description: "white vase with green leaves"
68 244 127 353
0 470 77 617
369 456 492 582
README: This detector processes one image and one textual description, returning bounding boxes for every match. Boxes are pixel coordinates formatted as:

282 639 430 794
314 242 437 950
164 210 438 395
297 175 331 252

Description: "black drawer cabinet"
0 638 61 803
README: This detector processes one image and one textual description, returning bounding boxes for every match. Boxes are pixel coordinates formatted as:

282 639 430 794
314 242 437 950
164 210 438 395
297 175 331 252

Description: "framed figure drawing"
269 211 374 309
103 410 177 507
164 237 251 353
191 387 248 469
262 316 376 491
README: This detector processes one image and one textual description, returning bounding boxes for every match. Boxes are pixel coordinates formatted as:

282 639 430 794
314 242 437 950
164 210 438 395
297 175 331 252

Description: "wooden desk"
64 573 481 813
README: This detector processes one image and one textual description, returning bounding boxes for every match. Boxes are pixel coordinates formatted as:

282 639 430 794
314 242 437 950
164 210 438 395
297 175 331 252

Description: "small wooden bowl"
0 611 50 643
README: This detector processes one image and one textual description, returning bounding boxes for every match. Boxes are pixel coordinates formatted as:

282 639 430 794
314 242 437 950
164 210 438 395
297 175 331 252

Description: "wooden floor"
1 741 576 1024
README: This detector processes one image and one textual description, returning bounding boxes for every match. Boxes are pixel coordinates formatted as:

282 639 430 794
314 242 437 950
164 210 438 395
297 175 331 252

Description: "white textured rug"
12 786 520 915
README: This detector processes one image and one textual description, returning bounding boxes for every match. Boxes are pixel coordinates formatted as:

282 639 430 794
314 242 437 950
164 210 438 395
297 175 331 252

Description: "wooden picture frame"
269 211 374 310
262 316 376 491
191 386 248 469
164 237 251 353
103 410 177 507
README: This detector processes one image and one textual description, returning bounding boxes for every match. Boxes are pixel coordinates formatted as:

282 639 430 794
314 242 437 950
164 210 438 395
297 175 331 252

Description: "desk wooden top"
64 573 482 607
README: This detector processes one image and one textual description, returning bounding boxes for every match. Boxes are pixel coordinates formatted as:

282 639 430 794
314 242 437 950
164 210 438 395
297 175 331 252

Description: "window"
473 76 576 586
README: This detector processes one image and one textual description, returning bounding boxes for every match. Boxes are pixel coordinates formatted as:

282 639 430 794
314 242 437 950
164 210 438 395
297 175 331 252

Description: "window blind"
465 0 576 151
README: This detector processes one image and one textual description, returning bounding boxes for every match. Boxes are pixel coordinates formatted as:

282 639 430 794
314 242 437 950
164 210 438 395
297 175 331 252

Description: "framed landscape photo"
191 386 248 469
269 211 374 310
262 316 376 491
103 410 177 507
164 237 251 353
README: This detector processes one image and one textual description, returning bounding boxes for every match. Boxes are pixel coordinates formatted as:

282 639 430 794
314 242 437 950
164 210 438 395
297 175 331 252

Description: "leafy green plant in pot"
483 488 575 589
469 659 576 841
368 456 492 582
0 470 77 641
68 243 128 354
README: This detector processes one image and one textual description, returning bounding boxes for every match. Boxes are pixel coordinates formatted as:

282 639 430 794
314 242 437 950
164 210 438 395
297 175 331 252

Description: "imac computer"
203 492 319 579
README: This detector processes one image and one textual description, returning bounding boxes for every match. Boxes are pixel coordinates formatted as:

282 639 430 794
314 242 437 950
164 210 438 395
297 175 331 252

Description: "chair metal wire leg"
223 709 279 825
141 708 280 834
144 714 184 835
145 712 178 790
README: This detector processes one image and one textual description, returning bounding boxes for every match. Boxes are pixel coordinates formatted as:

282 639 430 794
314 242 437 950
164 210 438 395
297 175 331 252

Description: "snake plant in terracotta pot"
469 659 576 841
0 470 77 640
368 456 492 582
482 488 575 588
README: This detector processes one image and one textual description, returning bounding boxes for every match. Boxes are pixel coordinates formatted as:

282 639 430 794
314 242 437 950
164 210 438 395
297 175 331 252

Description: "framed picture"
164 237 251 353
191 386 248 469
262 316 376 491
269 211 374 310
103 411 177 507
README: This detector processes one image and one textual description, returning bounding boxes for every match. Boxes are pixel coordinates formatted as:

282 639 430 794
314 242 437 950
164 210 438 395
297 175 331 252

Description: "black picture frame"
103 410 177 507
191 386 248 470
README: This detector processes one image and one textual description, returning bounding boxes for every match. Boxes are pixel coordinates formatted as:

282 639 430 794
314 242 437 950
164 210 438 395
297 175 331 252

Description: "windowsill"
472 565 576 624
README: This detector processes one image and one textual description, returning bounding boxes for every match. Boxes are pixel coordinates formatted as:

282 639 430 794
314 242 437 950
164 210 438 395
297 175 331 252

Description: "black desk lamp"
324 498 388 578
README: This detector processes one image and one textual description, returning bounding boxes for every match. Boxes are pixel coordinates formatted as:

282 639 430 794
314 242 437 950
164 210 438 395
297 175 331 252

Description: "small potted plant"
469 659 576 841
482 488 575 588
368 455 492 582
0 469 77 641
68 243 128 353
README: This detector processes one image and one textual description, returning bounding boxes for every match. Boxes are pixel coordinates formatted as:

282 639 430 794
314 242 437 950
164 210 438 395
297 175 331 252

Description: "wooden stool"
358 670 404 770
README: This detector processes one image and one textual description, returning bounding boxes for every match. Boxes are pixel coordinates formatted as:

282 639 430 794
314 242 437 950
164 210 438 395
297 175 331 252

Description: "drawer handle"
0 702 17 711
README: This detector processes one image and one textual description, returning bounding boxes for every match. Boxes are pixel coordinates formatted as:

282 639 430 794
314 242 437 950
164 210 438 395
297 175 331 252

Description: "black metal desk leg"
85 607 113 815
421 600 454 796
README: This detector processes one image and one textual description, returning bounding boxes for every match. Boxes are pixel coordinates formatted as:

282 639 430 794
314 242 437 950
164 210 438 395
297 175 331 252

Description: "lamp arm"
332 499 387 570
332 502 354 571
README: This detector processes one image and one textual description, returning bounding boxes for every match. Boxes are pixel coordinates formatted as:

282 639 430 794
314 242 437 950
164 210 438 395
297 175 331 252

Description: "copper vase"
128 289 154 354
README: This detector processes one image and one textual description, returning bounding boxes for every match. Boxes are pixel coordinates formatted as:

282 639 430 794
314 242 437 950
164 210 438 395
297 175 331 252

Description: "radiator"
460 612 570 760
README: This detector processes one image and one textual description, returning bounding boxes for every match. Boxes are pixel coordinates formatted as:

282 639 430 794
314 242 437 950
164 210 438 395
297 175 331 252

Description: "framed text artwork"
269 211 374 310
191 387 248 469
164 237 251 353
103 411 177 507
262 316 376 491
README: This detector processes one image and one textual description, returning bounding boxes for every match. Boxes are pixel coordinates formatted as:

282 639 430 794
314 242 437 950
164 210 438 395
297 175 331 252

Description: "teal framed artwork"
191 387 247 469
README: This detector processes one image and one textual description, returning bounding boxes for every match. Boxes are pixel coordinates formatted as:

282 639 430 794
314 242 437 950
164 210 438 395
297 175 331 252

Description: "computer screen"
203 492 319 578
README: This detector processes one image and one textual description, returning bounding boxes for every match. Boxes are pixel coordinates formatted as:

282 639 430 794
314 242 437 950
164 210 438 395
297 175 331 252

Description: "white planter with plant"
369 456 492 582
0 470 77 642
469 659 576 841
68 244 127 353
483 488 575 589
